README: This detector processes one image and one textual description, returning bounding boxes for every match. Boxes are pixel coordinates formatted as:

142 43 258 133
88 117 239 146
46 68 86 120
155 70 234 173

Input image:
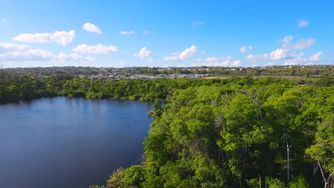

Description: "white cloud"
281 35 315 50
246 54 268 62
0 42 29 52
1 18 6 22
13 30 75 46
164 45 198 61
232 60 242 67
293 38 316 50
115 60 127 67
55 53 93 62
240 45 253 53
298 20 309 28
193 56 241 67
73 44 118 55
283 51 322 65
283 53 305 65
281 35 294 48
269 48 287 60
247 48 287 62
0 42 52 61
246 35 318 64
144 30 153 35
192 21 204 27
0 41 91 62
82 22 102 34
268 50 322 65
308 51 322 62
120 30 135 36
134 47 152 58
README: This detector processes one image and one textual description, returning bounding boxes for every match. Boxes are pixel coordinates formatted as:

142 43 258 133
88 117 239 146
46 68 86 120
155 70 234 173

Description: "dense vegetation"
3 65 334 78
0 71 220 103
1 69 334 187
103 78 334 188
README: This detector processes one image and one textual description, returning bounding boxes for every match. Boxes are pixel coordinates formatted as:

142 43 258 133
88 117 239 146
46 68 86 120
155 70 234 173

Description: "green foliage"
151 99 162 118
0 75 222 103
289 176 308 188
107 168 126 188
107 77 334 187
266 177 285 188
2 72 334 187
306 113 334 173
122 165 146 187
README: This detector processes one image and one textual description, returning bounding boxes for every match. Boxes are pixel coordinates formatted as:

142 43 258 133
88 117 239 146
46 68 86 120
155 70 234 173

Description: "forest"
105 77 334 188
0 70 334 187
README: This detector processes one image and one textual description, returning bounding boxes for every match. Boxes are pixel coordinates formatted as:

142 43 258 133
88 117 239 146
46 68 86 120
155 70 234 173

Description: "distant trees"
1 69 334 187
0 74 222 103
3 65 334 78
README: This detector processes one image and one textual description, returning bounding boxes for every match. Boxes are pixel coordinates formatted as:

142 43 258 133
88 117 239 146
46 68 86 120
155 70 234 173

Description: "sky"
0 0 333 68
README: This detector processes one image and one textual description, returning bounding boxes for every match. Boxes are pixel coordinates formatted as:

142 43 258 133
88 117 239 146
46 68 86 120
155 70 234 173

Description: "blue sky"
0 0 333 68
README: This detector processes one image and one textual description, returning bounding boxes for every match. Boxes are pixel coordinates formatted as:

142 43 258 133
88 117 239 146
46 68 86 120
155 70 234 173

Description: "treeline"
1 70 334 187
3 65 334 78
0 71 224 103
2 68 334 104
104 78 334 188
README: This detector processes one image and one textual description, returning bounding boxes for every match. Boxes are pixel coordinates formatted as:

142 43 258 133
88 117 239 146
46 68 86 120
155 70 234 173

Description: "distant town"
1 65 334 79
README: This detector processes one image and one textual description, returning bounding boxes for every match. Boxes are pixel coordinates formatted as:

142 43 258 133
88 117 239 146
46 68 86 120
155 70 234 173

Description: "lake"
0 97 152 188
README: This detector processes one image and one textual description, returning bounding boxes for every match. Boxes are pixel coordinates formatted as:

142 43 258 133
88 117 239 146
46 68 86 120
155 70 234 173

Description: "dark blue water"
0 97 152 188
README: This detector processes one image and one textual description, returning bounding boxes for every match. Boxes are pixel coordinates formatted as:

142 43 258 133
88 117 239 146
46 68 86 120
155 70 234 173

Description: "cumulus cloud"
283 51 322 65
194 56 241 67
13 30 75 46
269 48 287 60
240 45 253 54
0 41 91 62
283 52 305 65
164 45 198 61
134 47 152 58
73 44 118 54
120 30 135 36
248 50 322 65
56 53 93 62
0 42 29 52
246 54 268 62
246 35 319 64
281 36 315 50
308 51 322 62
82 22 102 34
298 20 309 28
246 48 287 62
281 35 294 48
293 38 316 50
115 60 128 67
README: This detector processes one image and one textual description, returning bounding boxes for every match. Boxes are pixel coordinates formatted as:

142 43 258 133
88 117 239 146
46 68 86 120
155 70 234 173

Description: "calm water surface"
0 97 152 188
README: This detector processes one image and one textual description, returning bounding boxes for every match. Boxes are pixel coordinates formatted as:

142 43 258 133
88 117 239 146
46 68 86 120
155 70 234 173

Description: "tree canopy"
1 70 334 187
